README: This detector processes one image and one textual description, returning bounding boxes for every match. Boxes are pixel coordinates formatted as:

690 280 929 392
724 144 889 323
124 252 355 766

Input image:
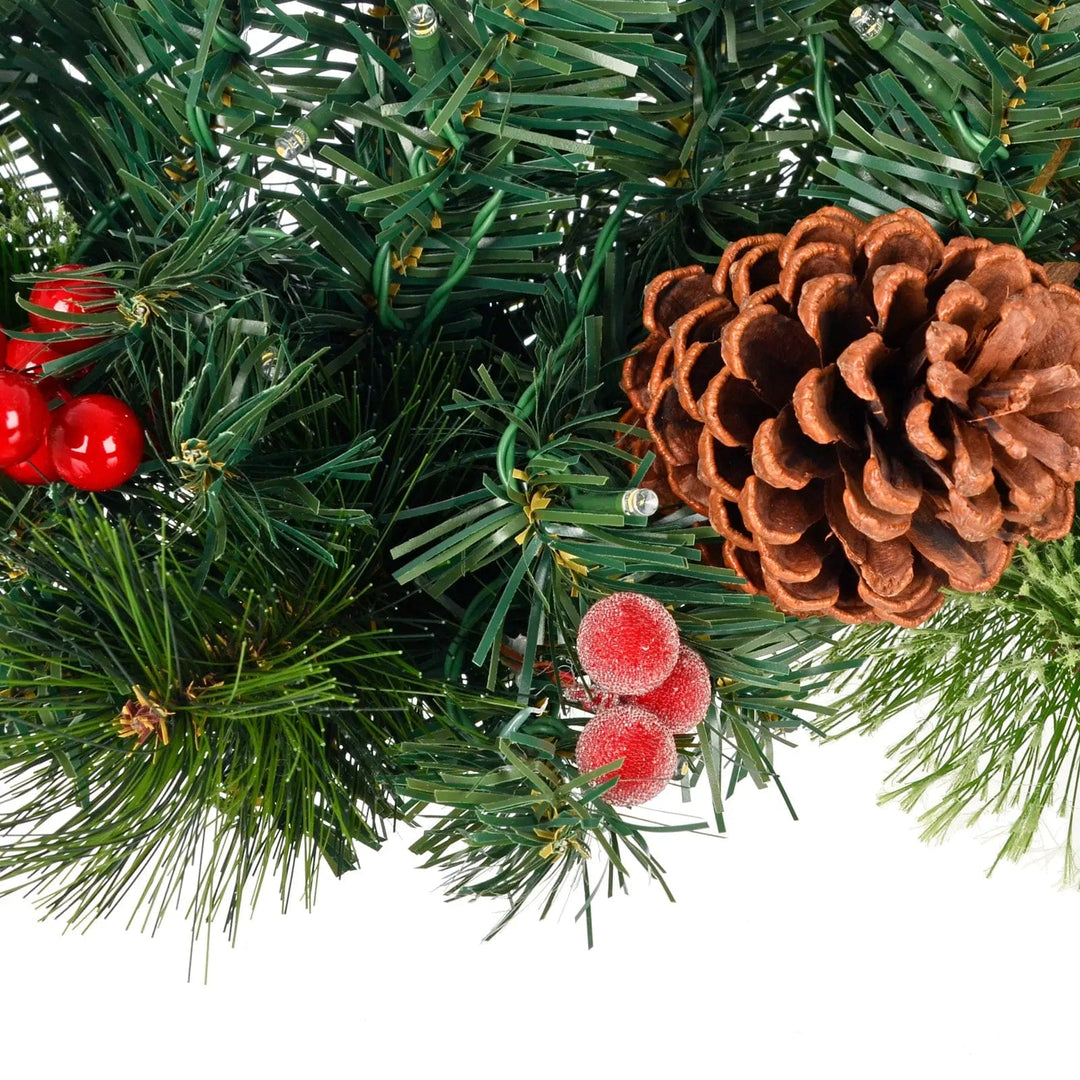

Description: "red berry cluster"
0 267 144 490
572 592 714 808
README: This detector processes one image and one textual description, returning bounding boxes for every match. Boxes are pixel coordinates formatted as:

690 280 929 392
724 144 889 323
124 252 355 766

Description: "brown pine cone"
621 207 1080 626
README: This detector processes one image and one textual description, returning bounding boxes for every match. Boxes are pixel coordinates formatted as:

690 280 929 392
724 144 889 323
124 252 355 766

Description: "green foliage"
826 520 1080 883
384 224 842 930
0 136 76 326
810 1 1080 259
0 0 841 355
0 504 433 936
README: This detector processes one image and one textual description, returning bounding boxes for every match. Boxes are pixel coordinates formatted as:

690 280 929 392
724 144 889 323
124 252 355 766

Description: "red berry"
45 336 105 360
575 704 677 807
0 371 49 466
3 436 58 485
48 394 144 490
0 325 6 368
28 265 115 336
5 337 67 374
576 591 680 694
629 644 713 733
34 378 74 407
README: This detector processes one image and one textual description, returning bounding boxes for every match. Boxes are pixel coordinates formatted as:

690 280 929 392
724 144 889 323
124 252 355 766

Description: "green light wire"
1019 205 1045 247
414 187 506 339
409 146 446 212
947 108 1008 162
495 193 632 496
183 7 251 154
944 187 973 227
372 243 406 330
186 99 218 154
943 186 1043 247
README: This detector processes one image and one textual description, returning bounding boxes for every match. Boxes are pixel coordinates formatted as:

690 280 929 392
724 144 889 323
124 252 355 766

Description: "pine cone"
622 207 1080 626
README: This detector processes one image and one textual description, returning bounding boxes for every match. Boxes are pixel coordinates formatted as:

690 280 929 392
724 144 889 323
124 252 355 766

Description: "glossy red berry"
34 378 74 407
28 265 115 336
575 704 677 807
576 591 680 695
629 644 713 733
3 436 58 485
0 371 49 467
5 337 65 374
48 394 144 490
0 325 7 368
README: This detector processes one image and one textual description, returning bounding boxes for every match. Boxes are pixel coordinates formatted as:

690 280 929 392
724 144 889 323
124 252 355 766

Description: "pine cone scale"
645 380 700 467
925 359 973 406
946 485 1004 542
946 418 994 497
874 263 931 340
751 406 836 490
711 491 755 549
796 274 873 365
840 461 911 541
793 365 861 447
699 430 752 500
759 523 830 583
713 233 785 297
836 333 894 425
925 318 970 368
1030 482 1074 541
863 441 922 516
672 296 737 419
701 368 775 446
739 476 824 545
903 388 950 460
721 305 820 406
907 509 1013 591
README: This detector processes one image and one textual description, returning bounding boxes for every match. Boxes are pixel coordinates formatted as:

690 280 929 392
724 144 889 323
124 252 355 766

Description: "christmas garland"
1 0 1080 956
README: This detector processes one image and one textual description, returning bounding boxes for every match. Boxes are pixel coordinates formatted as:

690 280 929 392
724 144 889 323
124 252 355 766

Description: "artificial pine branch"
0 505 433 935
825 519 1080 882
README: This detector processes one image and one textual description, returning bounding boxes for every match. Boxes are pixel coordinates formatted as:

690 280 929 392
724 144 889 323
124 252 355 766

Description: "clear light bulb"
623 488 659 517
406 4 439 37
850 4 886 41
274 125 312 160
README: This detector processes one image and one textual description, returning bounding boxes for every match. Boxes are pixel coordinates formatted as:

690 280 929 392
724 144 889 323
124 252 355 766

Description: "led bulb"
274 125 312 160
623 488 659 517
406 4 439 37
850 4 886 41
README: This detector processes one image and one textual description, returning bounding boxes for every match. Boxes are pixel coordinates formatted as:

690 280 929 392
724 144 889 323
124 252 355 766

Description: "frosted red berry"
575 704 677 807
629 644 713 733
576 591 680 694
47 394 144 491
28 265 115 336
0 371 49 467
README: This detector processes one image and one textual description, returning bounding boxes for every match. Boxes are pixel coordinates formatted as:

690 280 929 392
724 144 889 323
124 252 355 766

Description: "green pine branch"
0 503 439 937
824 518 1080 883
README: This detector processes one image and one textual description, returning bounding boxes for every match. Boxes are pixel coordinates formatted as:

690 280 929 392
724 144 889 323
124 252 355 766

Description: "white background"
2 725 1077 1079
